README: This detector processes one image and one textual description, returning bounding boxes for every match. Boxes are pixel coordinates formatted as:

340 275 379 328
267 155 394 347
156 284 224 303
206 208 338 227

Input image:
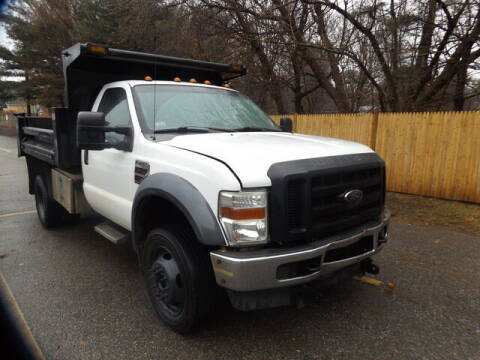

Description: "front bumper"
210 211 390 292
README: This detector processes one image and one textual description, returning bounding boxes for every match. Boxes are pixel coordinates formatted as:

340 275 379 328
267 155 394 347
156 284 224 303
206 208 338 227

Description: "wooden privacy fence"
270 112 480 203
0 110 18 128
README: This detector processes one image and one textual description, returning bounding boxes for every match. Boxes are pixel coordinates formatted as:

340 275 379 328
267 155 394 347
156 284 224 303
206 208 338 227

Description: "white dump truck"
16 43 390 333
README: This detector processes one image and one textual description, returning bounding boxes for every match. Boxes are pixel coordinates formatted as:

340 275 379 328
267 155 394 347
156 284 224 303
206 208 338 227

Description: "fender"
132 173 226 251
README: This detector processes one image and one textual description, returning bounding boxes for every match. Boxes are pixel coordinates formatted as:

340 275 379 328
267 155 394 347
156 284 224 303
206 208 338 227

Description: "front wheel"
141 225 215 333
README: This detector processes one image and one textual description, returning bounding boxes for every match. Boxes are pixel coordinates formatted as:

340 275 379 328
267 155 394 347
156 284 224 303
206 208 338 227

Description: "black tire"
34 175 76 228
141 225 215 333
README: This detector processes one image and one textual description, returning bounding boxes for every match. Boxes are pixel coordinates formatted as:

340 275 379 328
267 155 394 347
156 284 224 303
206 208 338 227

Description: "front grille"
268 153 385 244
286 179 305 230
308 167 383 239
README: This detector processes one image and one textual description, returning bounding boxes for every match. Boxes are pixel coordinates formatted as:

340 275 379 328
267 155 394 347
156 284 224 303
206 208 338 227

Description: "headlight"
218 190 268 246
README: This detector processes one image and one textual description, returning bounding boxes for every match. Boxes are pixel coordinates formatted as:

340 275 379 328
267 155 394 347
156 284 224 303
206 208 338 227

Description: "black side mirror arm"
105 127 134 152
104 126 132 135
279 117 293 132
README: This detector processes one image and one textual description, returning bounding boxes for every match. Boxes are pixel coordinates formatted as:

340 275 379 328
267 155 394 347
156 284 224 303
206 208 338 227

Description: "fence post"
371 111 379 151
292 113 298 133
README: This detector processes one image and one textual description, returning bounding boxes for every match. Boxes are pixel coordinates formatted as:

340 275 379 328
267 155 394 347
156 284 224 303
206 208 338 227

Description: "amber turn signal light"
220 207 265 220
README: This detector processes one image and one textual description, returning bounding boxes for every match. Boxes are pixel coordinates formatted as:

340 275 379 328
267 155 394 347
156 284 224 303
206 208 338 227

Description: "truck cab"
16 43 390 333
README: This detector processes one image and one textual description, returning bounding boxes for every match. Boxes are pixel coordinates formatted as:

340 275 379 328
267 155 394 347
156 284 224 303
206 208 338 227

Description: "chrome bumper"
210 211 390 292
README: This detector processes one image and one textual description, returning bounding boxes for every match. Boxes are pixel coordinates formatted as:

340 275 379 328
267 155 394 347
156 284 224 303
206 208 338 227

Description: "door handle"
84 150 89 165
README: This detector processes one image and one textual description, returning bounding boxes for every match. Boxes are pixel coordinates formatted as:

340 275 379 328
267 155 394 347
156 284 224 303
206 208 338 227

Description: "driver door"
82 86 137 229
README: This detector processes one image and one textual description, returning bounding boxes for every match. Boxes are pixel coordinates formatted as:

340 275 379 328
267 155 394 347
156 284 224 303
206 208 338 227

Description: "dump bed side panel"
16 108 80 172
16 115 55 165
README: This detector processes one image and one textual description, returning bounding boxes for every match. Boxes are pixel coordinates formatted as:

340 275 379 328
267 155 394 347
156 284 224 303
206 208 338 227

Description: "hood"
166 132 374 188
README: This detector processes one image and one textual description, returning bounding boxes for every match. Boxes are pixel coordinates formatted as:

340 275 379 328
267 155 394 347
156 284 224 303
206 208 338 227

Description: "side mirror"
279 117 293 132
77 112 107 150
77 112 132 151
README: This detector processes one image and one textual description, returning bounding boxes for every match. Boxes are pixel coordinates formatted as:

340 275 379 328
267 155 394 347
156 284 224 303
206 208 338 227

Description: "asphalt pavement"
0 135 479 360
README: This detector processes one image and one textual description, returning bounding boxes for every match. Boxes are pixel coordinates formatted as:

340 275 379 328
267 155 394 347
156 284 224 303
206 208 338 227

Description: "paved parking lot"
1 135 479 360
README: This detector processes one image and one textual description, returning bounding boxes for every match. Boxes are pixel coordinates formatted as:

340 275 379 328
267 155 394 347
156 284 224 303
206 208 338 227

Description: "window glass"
98 88 131 142
133 85 278 133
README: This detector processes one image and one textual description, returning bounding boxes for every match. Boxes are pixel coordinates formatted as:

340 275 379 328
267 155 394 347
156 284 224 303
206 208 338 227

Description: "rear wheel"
34 175 76 228
141 225 215 333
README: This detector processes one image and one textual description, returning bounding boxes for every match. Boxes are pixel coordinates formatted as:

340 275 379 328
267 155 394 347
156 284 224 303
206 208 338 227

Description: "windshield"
133 84 279 134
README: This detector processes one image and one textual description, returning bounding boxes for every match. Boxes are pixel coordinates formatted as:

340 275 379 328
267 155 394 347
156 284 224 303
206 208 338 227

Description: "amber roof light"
87 45 108 56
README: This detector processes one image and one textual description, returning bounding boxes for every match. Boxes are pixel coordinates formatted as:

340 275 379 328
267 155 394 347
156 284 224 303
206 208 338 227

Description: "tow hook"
362 259 380 275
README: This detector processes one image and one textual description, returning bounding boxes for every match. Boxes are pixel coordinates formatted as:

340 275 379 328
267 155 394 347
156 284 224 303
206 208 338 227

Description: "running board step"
94 222 129 245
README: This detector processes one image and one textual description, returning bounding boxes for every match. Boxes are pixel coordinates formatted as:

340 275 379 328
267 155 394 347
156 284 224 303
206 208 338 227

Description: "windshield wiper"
154 126 227 134
231 126 281 132
154 126 281 134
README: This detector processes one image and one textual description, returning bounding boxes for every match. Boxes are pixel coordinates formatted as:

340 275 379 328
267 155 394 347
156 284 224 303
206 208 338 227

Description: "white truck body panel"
82 80 374 230
82 81 243 230
167 132 373 188
82 82 141 229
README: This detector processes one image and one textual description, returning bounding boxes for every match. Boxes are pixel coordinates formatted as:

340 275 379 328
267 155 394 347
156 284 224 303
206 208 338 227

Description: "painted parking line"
0 147 12 153
0 271 46 359
0 210 37 218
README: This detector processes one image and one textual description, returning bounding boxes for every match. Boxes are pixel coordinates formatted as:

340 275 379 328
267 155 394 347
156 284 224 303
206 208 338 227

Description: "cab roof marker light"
189 78 197 83
144 76 153 81
204 80 212 85
87 44 108 56
173 77 182 82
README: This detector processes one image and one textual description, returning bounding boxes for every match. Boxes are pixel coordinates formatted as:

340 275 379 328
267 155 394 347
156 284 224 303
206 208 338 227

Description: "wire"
153 61 157 140
152 32 158 140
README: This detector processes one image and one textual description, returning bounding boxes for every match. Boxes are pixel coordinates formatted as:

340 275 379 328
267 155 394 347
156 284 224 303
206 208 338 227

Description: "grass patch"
386 192 480 236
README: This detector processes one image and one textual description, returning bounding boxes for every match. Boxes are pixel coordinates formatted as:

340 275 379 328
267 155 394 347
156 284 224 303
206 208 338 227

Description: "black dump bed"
16 43 246 172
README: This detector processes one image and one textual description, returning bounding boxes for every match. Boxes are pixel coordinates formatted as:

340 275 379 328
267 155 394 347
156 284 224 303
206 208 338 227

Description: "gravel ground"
1 135 479 360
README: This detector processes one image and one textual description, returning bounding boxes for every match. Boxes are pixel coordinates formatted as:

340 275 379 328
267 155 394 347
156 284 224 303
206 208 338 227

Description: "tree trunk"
25 69 31 116
415 0 436 70
453 63 468 111
230 5 287 114
291 53 305 114
314 5 350 111
389 0 399 73
272 0 350 112
294 93 304 114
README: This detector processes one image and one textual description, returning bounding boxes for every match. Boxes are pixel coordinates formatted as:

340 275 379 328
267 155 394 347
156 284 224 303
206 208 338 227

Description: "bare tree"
303 0 480 111
4 0 479 112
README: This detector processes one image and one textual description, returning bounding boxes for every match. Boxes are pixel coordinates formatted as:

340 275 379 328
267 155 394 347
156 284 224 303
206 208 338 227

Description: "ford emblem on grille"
342 189 363 204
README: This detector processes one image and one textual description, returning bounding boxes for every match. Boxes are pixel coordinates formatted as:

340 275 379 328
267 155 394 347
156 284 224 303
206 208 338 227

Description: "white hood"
166 132 374 188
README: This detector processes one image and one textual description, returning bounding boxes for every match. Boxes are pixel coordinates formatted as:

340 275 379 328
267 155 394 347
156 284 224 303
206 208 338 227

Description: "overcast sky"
0 23 12 49
0 0 13 49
